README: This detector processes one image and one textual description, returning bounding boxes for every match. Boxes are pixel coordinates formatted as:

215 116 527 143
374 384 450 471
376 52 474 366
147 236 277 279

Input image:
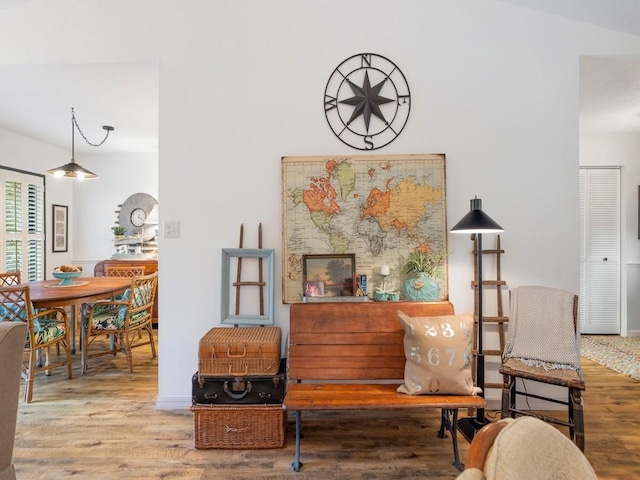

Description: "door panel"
579 168 620 334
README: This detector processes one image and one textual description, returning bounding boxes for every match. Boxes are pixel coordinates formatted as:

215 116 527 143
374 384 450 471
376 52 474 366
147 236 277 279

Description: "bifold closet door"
579 167 620 334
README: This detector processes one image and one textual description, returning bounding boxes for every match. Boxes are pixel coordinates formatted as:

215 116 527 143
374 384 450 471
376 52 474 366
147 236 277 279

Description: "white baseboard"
156 396 192 410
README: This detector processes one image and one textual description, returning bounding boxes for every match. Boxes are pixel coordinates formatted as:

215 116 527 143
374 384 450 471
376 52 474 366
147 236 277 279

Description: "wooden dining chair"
0 271 21 286
82 272 158 374
104 265 146 339
104 265 145 278
0 285 72 403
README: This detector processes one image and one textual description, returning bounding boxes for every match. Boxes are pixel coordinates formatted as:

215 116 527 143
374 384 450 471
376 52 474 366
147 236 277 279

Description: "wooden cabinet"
94 259 159 325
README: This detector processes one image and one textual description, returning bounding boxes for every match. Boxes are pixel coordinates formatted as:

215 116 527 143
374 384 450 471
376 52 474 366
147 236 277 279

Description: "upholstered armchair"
456 417 597 480
82 272 157 374
0 321 27 480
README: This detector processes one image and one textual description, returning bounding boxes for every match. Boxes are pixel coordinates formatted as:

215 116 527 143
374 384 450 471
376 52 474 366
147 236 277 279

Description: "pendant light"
46 107 114 180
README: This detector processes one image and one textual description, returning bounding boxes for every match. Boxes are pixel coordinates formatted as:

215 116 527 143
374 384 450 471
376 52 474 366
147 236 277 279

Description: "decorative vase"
403 273 440 301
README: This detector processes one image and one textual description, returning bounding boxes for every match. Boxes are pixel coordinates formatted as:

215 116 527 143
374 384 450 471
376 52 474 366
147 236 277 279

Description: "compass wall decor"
324 53 411 150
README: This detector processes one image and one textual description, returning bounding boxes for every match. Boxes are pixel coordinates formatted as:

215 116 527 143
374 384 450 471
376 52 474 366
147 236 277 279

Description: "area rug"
581 335 640 381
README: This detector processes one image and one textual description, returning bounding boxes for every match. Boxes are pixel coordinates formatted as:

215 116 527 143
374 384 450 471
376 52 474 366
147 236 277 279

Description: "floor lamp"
451 196 504 442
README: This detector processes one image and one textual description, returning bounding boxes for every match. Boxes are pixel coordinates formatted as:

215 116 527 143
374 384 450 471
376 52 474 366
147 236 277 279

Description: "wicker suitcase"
198 326 281 377
192 359 286 405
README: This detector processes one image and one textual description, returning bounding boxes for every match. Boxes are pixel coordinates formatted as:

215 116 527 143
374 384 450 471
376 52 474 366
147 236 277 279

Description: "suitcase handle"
223 380 252 400
226 344 247 358
228 362 249 376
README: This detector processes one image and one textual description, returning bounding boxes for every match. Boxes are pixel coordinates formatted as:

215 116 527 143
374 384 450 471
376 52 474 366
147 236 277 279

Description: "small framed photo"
52 204 68 253
303 253 356 297
303 281 325 297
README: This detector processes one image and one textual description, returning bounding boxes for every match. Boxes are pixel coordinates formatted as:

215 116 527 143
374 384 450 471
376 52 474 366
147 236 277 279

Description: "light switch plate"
164 220 180 238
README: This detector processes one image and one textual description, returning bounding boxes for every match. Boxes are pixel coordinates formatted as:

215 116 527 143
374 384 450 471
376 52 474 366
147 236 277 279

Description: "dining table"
28 276 131 354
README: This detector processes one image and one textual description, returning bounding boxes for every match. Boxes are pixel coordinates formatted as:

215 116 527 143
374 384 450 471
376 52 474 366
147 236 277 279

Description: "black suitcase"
192 358 286 405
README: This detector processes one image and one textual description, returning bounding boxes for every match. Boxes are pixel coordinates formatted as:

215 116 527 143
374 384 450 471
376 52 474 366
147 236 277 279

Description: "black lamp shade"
451 197 504 233
46 161 97 180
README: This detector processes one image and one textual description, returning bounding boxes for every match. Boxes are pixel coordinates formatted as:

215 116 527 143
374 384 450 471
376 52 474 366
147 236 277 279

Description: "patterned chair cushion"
84 283 151 331
113 288 129 302
0 302 65 347
118 289 131 320
88 309 147 331
29 319 66 347
132 284 152 309
82 288 130 324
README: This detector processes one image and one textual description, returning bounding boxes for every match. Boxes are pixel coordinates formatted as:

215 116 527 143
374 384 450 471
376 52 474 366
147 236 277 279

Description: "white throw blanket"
503 286 581 371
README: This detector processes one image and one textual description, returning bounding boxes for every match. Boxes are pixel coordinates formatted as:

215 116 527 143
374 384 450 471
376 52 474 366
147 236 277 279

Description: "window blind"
1 168 45 282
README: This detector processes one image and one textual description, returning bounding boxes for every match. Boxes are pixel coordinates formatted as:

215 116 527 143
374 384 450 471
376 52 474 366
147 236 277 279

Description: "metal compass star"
339 71 394 132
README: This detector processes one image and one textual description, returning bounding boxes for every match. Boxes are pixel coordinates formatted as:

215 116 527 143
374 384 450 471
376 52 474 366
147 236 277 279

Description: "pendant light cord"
71 107 113 147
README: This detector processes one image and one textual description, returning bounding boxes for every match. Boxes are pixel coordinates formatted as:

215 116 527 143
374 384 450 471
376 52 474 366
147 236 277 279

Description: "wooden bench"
284 301 486 472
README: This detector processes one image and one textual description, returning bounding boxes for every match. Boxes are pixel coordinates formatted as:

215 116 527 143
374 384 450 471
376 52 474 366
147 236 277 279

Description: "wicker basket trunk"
191 404 286 449
198 326 281 377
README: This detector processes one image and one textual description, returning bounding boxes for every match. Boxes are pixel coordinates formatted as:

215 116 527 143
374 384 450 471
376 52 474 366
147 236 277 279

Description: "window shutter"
1 170 45 282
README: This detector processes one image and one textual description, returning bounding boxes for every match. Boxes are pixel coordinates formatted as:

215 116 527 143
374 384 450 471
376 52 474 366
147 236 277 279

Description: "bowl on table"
51 270 82 286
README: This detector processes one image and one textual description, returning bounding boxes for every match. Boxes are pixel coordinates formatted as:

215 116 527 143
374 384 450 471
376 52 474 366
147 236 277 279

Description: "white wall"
580 132 640 334
0 128 74 276
1 0 640 408
71 152 158 272
0 128 158 277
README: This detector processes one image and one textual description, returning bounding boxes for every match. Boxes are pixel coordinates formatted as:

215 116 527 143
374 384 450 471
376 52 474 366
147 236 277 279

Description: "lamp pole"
475 231 486 422
450 197 503 442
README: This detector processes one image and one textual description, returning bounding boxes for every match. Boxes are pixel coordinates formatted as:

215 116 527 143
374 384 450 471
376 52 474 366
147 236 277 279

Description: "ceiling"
499 0 640 38
500 0 640 134
0 63 158 154
0 1 637 155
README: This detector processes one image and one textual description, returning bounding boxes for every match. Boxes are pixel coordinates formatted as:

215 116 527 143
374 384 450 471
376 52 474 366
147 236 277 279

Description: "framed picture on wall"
303 254 356 297
52 204 68 253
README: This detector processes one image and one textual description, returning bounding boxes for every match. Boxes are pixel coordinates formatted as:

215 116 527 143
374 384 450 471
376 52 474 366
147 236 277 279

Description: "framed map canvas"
281 154 448 303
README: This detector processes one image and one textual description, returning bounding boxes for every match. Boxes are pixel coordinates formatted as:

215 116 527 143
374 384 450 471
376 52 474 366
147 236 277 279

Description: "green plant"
402 251 448 279
111 225 125 236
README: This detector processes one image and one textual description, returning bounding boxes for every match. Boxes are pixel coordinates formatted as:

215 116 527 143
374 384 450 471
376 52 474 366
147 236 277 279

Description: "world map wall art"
281 153 448 303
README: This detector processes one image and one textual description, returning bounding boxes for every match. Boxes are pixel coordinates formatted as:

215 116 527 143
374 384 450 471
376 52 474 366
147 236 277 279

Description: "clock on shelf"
117 193 158 238
130 207 147 227
113 193 158 259
324 53 411 150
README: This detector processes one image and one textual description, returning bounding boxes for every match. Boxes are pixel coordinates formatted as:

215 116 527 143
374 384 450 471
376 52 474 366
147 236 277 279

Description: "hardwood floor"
11 334 640 479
